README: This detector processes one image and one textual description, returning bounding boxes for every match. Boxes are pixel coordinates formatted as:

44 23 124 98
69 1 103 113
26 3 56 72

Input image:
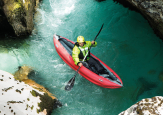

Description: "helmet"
77 36 85 43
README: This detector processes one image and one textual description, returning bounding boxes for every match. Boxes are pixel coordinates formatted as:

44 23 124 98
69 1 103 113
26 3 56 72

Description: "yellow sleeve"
85 41 97 47
72 46 80 65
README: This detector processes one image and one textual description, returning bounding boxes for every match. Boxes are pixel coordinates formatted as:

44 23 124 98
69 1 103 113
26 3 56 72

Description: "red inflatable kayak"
53 34 123 89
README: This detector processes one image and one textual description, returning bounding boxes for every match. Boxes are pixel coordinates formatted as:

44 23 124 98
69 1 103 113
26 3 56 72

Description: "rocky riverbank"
0 66 61 115
113 0 163 40
119 96 163 115
0 0 40 36
1 0 163 40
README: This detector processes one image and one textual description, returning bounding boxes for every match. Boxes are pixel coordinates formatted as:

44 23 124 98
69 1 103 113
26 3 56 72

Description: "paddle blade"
65 77 75 91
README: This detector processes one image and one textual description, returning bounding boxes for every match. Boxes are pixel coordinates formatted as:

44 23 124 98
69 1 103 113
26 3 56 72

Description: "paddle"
65 24 104 91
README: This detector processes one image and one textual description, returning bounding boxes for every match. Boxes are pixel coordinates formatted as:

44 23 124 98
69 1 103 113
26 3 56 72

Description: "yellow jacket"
72 41 97 65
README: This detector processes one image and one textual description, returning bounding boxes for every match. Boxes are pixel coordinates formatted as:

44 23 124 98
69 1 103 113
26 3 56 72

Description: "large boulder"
0 0 14 35
0 0 40 36
114 0 163 40
13 65 59 101
0 66 61 115
119 96 163 115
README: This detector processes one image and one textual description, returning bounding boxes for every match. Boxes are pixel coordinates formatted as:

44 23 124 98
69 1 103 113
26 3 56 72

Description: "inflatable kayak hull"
53 34 123 89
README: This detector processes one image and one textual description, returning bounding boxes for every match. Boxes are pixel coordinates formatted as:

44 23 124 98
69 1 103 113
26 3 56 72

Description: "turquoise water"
0 0 163 114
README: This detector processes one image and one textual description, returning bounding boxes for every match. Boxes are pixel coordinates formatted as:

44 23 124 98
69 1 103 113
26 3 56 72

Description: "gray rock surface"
114 0 163 40
119 96 163 115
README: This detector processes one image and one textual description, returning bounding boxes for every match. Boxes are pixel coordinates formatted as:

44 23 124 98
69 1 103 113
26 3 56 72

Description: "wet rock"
0 0 41 36
13 65 57 100
113 0 163 40
119 96 163 115
14 65 33 80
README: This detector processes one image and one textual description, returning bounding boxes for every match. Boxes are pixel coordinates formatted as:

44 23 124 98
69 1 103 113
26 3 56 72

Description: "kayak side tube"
53 34 123 89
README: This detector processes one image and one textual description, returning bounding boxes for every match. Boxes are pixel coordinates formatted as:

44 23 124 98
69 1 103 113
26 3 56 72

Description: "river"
0 0 163 114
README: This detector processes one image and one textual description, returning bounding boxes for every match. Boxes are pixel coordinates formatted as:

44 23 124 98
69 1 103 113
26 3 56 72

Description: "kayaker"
72 36 108 75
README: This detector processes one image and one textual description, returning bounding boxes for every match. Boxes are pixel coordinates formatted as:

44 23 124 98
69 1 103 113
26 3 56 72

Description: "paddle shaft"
65 23 104 91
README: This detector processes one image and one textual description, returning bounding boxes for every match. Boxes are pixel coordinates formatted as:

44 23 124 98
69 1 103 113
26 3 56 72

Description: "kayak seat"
59 38 74 55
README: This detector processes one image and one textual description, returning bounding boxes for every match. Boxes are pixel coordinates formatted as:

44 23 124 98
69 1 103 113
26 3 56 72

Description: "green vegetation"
2 87 13 92
16 89 21 94
31 105 34 110
8 1 21 11
7 101 23 103
30 90 37 97
30 90 55 115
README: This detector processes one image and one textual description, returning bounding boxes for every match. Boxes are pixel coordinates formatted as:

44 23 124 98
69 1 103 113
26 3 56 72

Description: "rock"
0 0 41 36
14 65 33 80
13 65 57 100
0 0 14 35
0 70 50 114
22 79 56 100
0 66 61 115
113 0 163 40
119 96 163 115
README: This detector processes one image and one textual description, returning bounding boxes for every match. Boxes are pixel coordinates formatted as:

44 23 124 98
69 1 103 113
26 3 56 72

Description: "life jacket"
74 42 90 61
72 41 97 65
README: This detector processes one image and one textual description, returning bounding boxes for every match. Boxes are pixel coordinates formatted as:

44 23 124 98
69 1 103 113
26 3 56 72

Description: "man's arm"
72 46 80 65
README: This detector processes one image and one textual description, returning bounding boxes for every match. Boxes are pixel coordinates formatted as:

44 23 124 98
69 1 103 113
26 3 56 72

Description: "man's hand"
91 41 95 45
78 62 83 67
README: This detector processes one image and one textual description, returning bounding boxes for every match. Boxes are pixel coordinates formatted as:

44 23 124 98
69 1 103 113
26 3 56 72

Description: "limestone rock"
114 0 163 40
0 65 61 114
13 65 57 100
0 70 53 115
119 96 163 115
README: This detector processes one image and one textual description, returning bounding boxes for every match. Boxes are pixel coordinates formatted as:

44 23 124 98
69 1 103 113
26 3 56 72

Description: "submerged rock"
113 0 163 40
95 0 106 2
0 0 41 36
159 71 163 82
131 77 157 102
119 96 163 115
0 66 61 115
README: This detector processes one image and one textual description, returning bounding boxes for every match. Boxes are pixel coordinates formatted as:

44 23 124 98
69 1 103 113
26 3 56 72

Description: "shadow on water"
0 34 31 73
0 35 29 50
158 71 163 82
131 77 157 102
95 0 106 2
27 70 49 88
113 0 140 12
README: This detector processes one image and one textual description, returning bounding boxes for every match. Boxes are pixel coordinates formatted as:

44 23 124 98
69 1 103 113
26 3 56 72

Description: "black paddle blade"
65 77 75 91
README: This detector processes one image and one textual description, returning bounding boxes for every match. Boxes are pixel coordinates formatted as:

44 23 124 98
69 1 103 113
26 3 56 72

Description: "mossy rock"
14 65 33 81
30 90 56 115
2 0 40 36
